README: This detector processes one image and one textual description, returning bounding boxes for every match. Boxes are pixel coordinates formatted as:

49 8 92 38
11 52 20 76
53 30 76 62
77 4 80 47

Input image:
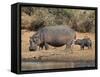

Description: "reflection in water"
21 61 95 71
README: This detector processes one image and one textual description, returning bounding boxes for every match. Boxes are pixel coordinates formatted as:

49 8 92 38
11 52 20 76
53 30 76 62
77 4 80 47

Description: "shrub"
31 19 46 31
21 7 95 33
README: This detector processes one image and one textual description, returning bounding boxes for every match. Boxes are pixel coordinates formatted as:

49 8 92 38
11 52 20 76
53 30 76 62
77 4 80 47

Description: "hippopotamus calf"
75 38 92 50
29 26 76 51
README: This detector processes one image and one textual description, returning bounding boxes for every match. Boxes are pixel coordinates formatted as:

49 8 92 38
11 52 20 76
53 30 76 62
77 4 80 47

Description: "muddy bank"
21 30 96 70
22 50 95 62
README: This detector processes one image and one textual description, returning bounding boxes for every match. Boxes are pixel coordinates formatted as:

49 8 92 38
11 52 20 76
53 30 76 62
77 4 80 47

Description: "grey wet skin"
29 26 76 51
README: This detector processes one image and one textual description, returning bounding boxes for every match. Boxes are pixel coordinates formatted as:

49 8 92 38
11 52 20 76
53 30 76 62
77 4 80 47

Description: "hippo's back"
38 26 76 38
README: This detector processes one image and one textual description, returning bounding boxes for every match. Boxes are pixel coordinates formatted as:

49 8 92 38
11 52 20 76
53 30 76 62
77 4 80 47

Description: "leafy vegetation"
21 7 95 33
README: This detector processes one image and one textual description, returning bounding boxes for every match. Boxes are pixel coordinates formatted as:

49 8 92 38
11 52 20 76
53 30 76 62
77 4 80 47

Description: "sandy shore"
21 30 95 62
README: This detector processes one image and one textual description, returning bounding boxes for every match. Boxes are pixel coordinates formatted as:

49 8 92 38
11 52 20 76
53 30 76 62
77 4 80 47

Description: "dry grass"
21 30 95 62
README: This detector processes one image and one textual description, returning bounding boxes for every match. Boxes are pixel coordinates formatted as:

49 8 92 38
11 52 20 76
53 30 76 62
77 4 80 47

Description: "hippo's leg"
69 45 72 52
39 43 44 50
44 43 49 50
81 45 84 50
88 43 92 49
65 44 72 53
65 40 73 52
89 43 93 51
70 45 73 53
90 44 92 49
88 45 92 49
39 45 43 50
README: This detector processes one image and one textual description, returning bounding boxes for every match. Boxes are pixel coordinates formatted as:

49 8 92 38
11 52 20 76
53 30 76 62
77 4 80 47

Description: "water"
21 61 95 71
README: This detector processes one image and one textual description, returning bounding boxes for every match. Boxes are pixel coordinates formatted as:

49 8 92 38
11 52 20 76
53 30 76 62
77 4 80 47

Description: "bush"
21 12 32 30
31 19 46 31
21 7 95 33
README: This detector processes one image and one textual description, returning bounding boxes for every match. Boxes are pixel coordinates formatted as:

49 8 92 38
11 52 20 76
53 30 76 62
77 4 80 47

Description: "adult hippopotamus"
29 26 76 51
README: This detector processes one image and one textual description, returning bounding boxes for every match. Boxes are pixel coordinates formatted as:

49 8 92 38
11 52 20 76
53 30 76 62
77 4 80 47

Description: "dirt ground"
21 29 95 62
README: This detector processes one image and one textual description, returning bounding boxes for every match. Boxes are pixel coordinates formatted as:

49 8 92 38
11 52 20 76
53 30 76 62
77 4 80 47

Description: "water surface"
21 60 95 71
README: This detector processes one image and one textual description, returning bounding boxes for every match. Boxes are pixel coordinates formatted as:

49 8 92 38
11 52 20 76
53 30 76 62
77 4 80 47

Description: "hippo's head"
29 33 41 51
75 39 81 45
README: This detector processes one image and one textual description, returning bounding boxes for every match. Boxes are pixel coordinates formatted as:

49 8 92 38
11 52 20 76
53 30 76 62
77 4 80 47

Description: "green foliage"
21 7 95 33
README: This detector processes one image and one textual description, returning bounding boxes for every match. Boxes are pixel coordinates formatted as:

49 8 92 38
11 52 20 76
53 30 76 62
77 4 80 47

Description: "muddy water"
21 61 95 71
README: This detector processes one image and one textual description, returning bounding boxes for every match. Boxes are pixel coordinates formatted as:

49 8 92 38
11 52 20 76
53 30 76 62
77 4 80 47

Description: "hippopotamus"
75 38 92 50
29 26 76 51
